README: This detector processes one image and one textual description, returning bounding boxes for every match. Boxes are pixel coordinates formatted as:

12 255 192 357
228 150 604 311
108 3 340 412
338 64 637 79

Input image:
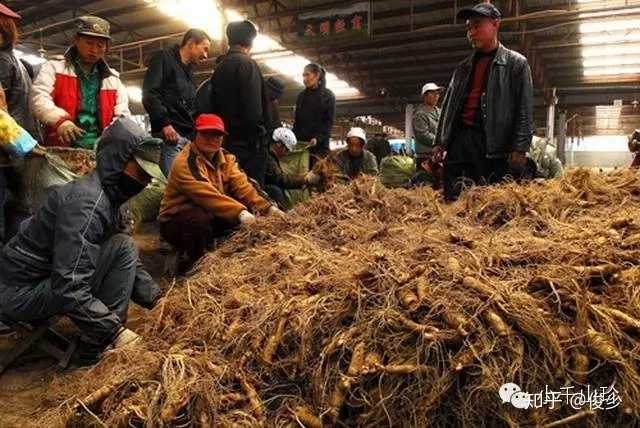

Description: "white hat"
272 127 297 151
421 82 443 96
346 127 366 144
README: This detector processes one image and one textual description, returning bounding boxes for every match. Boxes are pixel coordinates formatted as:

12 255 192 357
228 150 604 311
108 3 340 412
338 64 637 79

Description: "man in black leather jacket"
434 2 533 201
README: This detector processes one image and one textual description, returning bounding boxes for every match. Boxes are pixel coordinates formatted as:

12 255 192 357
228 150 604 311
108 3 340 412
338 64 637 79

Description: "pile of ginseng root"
41 169 640 427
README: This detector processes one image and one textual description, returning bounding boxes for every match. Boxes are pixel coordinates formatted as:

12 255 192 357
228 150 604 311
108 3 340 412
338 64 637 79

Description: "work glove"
57 120 85 145
304 171 322 186
238 210 256 226
268 205 285 217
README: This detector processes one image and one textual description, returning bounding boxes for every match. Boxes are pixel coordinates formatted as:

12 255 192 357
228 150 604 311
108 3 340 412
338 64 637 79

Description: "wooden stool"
0 316 77 375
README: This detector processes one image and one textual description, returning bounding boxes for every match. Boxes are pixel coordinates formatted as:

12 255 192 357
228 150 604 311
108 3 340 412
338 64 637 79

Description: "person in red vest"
31 16 130 149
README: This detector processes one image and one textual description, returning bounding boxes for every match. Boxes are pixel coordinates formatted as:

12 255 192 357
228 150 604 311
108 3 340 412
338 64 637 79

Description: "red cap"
0 4 20 19
195 114 227 134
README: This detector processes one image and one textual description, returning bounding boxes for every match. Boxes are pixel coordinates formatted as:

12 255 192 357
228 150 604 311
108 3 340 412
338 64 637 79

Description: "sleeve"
227 155 272 213
434 75 455 148
292 91 304 137
513 58 534 153
114 76 131 118
142 52 169 127
318 90 335 141
30 61 71 127
0 57 15 100
265 155 305 189
363 152 379 176
413 110 435 147
51 195 121 344
239 60 264 133
171 156 247 224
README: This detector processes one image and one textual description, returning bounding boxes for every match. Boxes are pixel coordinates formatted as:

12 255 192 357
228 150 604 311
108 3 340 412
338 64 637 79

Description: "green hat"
76 15 111 40
134 137 166 184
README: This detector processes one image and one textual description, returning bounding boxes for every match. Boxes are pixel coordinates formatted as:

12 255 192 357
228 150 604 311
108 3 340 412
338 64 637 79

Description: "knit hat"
226 20 258 47
265 77 285 100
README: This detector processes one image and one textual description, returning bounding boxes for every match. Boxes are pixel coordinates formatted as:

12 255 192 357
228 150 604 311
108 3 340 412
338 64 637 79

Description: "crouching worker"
335 127 378 180
0 117 164 366
159 114 281 272
265 127 321 209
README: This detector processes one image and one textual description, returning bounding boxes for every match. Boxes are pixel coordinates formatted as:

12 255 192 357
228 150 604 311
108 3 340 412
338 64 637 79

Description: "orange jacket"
159 142 272 224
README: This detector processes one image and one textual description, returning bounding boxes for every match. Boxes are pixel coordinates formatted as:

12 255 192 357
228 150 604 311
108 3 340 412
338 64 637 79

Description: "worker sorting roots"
158 113 283 273
0 118 164 366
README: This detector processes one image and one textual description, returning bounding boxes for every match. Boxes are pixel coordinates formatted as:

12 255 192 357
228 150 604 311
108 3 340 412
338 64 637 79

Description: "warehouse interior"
10 0 640 166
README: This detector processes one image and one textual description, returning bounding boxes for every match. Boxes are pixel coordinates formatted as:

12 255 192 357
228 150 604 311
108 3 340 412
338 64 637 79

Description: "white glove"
269 205 285 217
238 209 256 226
304 171 321 186
57 120 85 144
111 327 141 349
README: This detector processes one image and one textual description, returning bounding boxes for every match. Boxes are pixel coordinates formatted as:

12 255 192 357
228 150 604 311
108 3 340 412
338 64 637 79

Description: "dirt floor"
0 223 170 428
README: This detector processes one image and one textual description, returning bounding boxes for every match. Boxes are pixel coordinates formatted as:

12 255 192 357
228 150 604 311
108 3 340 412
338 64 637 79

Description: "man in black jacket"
210 20 269 185
434 3 533 201
0 118 164 365
143 29 211 176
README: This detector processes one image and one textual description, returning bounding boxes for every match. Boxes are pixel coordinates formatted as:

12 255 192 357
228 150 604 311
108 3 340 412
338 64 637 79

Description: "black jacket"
143 45 197 138
435 44 533 158
292 85 335 154
209 47 266 140
265 149 305 189
0 48 41 141
365 138 392 166
0 118 160 343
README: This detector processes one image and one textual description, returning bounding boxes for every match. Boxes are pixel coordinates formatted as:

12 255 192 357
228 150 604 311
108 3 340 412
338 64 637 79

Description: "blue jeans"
158 135 188 178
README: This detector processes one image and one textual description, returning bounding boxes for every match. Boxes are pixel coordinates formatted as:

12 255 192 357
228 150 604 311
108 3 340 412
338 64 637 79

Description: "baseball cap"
0 4 20 19
421 82 443 96
195 114 228 134
456 3 502 21
76 16 111 40
134 138 165 183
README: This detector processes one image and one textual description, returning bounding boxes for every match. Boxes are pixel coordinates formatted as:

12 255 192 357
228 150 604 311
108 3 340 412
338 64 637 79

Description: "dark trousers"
443 128 508 201
264 184 287 210
412 155 444 189
0 234 156 341
160 205 234 265
309 140 330 169
225 137 268 186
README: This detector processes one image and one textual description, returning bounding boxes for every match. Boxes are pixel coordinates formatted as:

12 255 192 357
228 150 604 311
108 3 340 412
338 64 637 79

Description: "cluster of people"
0 1 542 365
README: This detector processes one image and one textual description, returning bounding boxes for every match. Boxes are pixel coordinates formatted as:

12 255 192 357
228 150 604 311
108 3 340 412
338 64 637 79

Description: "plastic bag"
379 155 415 188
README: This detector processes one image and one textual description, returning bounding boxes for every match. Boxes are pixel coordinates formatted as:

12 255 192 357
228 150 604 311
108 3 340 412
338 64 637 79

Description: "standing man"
143 29 211 177
412 82 443 187
31 16 130 149
434 3 533 201
365 132 392 166
209 20 269 185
